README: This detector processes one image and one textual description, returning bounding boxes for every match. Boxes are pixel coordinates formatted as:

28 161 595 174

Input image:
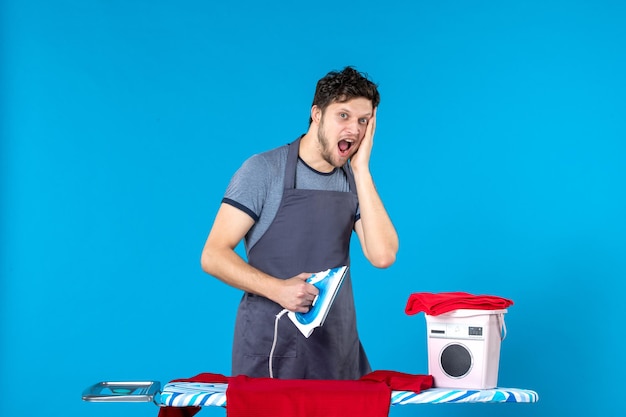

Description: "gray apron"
231 137 371 379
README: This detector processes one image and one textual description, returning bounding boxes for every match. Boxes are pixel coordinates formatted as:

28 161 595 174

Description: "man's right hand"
273 273 320 313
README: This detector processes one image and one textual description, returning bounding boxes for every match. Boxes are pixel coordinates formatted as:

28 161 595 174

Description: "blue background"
2 1 625 416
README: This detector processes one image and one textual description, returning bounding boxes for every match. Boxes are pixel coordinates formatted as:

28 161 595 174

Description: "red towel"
227 375 391 417
157 371 433 417
405 291 514 316
361 370 434 392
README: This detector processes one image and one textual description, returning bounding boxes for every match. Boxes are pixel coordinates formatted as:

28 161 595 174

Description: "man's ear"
311 105 322 124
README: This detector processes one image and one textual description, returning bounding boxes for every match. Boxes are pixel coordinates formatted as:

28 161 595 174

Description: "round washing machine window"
440 343 473 378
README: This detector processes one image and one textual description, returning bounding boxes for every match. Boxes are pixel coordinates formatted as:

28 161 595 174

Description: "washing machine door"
440 342 473 378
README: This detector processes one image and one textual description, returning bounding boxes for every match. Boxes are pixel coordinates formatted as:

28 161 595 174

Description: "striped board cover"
157 382 538 408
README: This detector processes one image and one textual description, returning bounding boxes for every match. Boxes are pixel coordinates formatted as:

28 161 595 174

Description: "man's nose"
346 119 361 135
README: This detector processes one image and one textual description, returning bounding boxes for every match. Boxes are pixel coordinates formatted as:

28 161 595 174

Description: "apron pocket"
241 294 297 358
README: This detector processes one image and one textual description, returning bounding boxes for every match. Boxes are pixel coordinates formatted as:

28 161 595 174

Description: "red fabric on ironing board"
405 291 514 316
169 372 229 384
226 375 391 417
360 370 433 392
157 406 201 417
156 371 433 417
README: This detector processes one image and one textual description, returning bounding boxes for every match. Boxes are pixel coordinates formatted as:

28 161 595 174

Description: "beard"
317 118 350 168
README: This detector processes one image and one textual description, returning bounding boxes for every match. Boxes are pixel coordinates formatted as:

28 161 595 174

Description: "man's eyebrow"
336 108 372 117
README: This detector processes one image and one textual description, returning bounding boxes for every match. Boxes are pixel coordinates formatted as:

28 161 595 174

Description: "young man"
201 66 399 380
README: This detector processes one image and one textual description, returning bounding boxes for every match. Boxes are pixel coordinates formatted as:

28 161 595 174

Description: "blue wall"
2 1 625 417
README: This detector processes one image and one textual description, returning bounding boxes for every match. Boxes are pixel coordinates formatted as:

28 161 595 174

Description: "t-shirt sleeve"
222 153 273 222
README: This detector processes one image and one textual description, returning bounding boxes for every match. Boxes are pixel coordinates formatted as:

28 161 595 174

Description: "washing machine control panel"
429 323 485 340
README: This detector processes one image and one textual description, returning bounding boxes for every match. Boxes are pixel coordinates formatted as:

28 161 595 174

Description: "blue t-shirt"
223 142 359 253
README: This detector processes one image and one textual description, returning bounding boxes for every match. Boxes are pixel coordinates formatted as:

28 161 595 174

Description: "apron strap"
284 137 301 190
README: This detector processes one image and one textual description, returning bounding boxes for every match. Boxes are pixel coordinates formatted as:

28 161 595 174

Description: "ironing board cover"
157 382 538 407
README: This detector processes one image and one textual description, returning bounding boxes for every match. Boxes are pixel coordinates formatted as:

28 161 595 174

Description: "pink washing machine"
425 309 507 389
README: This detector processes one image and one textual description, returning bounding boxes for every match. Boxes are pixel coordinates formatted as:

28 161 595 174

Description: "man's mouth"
338 139 354 155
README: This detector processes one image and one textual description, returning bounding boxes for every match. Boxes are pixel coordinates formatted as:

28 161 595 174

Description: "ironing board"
83 380 539 406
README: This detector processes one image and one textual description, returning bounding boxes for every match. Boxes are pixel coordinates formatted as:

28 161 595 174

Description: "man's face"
316 98 373 168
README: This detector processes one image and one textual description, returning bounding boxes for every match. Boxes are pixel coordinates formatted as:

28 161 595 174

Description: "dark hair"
309 66 380 125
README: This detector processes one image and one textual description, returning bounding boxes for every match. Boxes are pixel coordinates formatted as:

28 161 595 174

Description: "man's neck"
298 131 334 173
